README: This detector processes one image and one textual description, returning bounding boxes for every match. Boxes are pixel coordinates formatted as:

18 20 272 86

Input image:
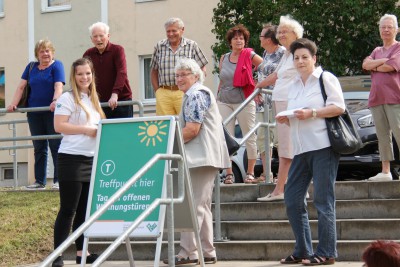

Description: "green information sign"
85 117 176 237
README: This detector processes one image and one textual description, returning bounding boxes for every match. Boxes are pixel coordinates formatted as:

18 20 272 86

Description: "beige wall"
0 0 30 164
34 0 101 89
109 0 219 101
0 0 219 182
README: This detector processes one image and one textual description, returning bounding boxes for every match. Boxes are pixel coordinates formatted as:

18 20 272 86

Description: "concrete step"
218 180 400 202
62 180 400 262
216 199 400 221
63 239 399 261
219 219 400 240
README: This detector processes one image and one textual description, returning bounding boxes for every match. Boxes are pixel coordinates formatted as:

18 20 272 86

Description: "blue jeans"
285 147 340 259
27 112 61 185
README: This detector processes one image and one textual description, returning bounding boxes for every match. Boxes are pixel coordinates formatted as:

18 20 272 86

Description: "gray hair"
380 14 399 30
164 18 184 29
89 22 110 36
175 58 204 84
278 15 304 39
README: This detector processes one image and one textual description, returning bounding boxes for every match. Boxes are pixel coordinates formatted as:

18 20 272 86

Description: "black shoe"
203 257 217 264
163 255 199 265
76 253 99 264
52 256 64 267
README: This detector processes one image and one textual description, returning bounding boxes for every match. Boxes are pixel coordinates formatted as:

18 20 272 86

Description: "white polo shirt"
287 67 345 156
55 91 101 157
271 51 298 101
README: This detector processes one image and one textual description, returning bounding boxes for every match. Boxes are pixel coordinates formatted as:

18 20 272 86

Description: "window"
3 168 13 180
1 166 13 180
139 56 155 102
41 0 71 13
0 68 5 111
0 0 4 18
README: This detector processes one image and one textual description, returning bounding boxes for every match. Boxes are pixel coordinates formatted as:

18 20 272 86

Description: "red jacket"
233 48 255 99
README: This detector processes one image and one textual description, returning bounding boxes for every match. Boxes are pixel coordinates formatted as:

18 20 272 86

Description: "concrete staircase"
65 180 400 262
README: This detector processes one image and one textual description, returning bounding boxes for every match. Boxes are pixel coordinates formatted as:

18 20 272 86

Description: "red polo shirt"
83 42 132 102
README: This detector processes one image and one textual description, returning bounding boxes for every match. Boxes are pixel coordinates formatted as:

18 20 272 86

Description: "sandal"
252 173 266 184
223 174 234 184
244 173 255 184
280 254 302 264
302 254 335 266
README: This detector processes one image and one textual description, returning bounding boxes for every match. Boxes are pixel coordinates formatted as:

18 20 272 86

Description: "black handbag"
222 124 240 156
319 71 362 154
17 62 35 108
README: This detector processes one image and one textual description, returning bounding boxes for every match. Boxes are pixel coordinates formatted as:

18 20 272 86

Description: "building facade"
0 0 219 186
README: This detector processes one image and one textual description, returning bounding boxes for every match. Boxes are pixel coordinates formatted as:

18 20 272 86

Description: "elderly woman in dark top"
217 24 263 184
162 58 230 265
277 38 345 265
252 24 285 183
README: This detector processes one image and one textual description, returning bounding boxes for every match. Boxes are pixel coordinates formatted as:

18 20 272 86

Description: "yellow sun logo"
138 121 168 146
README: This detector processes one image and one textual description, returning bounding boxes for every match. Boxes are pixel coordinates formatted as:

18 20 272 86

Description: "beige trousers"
370 104 400 161
178 166 218 259
218 101 257 159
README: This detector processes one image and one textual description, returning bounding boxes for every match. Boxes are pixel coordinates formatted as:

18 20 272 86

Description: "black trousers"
54 153 93 251
102 104 133 119
54 181 90 251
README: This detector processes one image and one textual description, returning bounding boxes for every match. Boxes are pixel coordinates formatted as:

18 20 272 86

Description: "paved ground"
24 260 364 267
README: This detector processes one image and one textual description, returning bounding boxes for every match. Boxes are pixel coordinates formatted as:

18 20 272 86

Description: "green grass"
0 191 59 267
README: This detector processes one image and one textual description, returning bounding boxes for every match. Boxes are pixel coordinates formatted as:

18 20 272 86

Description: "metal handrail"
0 100 144 188
39 153 185 267
0 100 144 116
215 87 275 241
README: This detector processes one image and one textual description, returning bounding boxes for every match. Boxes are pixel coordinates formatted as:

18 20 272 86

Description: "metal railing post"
11 122 18 188
213 173 224 241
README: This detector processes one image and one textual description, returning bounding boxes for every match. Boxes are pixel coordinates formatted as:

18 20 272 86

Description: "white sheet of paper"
276 107 306 118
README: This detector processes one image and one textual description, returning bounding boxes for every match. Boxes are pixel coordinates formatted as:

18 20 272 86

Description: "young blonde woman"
51 58 105 267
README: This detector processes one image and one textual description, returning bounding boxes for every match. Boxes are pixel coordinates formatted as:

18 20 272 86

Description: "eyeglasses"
175 72 193 79
277 30 294 35
380 25 395 30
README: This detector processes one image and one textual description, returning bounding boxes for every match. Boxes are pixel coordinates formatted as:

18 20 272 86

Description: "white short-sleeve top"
54 91 101 157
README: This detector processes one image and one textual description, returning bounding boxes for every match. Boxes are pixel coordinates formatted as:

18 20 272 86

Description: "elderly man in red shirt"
83 22 133 119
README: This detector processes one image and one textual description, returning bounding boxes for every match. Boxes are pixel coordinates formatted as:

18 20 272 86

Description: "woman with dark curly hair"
362 240 400 267
217 24 263 184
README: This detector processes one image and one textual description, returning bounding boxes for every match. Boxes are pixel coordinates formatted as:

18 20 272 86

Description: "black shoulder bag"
17 62 35 108
222 124 240 156
319 71 362 154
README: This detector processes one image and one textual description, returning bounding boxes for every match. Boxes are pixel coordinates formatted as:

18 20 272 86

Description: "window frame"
135 0 166 3
41 0 71 13
0 67 5 113
139 55 156 104
0 0 4 18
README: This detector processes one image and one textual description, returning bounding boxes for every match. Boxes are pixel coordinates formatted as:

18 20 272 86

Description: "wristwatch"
312 108 317 119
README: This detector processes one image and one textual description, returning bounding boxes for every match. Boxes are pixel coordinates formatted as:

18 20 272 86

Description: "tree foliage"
212 0 400 76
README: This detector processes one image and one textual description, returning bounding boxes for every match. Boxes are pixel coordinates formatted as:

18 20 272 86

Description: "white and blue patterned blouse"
183 82 211 124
